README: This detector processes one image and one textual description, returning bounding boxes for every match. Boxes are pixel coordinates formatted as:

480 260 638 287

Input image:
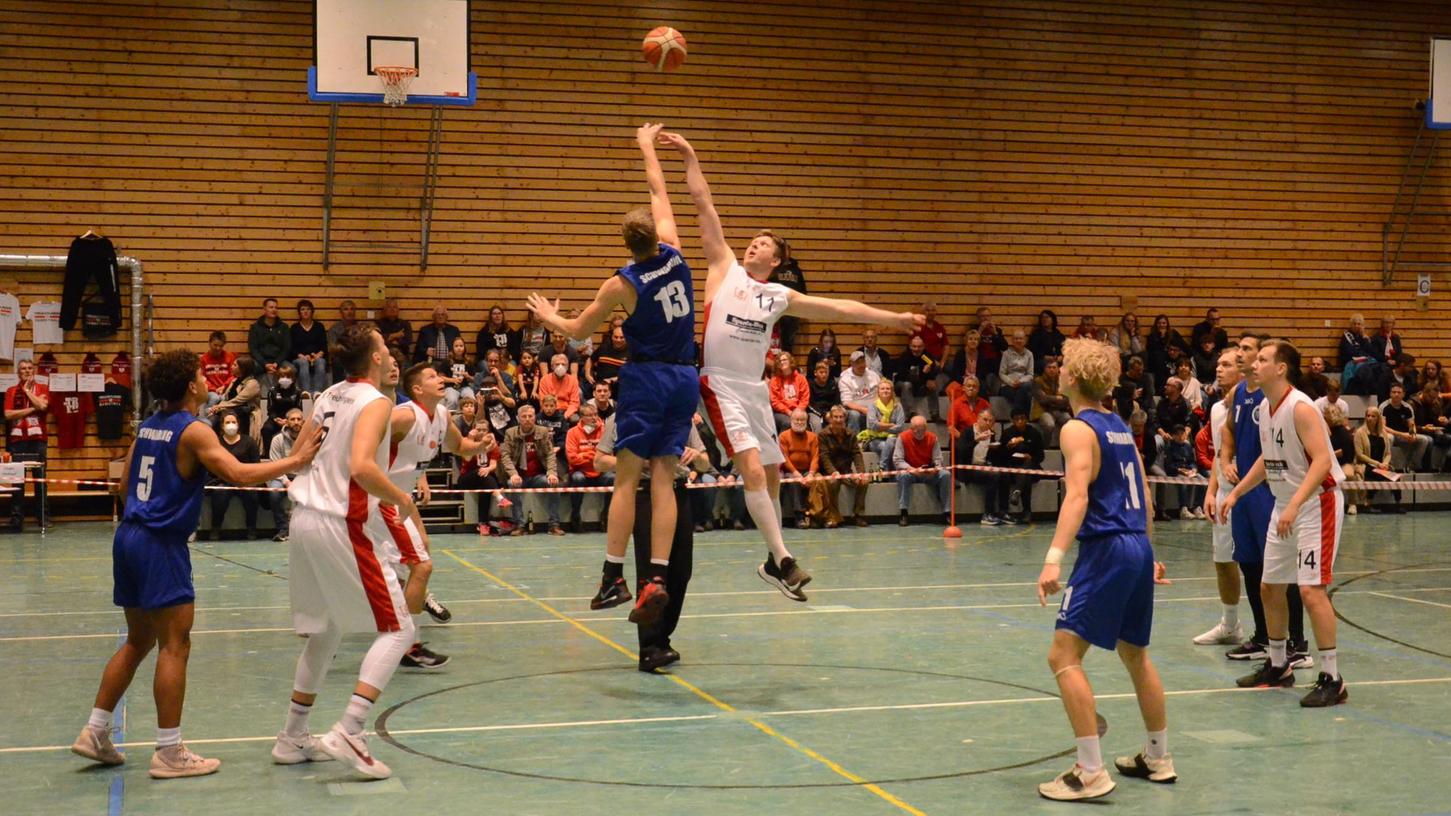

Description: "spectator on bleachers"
587 381 616 421
1108 312 1144 363
1371 316 1404 367
1114 355 1155 420
536 392 570 468
1031 359 1072 443
1153 340 1191 396
1145 314 1188 393
561 308 594 362
895 335 943 422
945 328 984 390
860 379 907 468
600 314 625 350
209 355 264 442
989 408 1045 525
4 359 49 529
1379 353 1419 403
202 330 236 413
997 329 1035 416
456 426 502 527
1129 410 1168 520
1028 310 1066 374
894 415 950 527
947 374 991 443
1339 313 1375 394
914 303 951 391
414 304 462 365
1162 423 1201 519
1424 360 1445 396
1301 356 1331 400
1381 384 1429 472
434 336 476 411
588 327 629 395
1313 377 1349 419
958 409 1004 524
564 402 613 532
1354 405 1400 513
247 297 289 386
476 305 516 361
1071 315 1097 340
973 308 1007 382
1156 377 1194 442
476 349 516 394
807 327 843 379
818 405 870 528
456 396 477 437
289 299 328 396
1323 404 1355 504
376 297 412 357
265 407 304 542
1190 307 1229 352
768 351 811 431
538 352 582 421
1176 360 1206 413
477 374 517 437
501 404 563 536
838 350 881 432
264 362 302 449
513 348 544 410
806 360 838 431
1190 334 1220 387
778 409 821 528
326 299 358 384
857 327 893 379
546 331 581 380
1412 381 1451 470
207 411 260 540
517 310 550 359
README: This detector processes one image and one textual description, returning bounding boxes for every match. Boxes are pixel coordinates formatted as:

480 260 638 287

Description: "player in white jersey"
657 130 923 599
270 325 418 779
384 362 486 670
1220 340 1348 708
1193 348 1245 645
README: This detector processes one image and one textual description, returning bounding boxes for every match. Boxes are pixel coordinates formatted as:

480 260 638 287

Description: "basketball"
642 26 687 71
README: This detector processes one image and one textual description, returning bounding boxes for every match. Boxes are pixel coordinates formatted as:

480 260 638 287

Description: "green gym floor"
4 516 1450 816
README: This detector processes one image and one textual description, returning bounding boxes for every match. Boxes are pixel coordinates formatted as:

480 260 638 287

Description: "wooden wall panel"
1 0 1448 484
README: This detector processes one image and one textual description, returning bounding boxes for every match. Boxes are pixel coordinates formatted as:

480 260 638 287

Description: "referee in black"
594 415 705 672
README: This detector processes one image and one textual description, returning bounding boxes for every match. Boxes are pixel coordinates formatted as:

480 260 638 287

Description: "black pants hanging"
62 236 122 332
632 481 694 653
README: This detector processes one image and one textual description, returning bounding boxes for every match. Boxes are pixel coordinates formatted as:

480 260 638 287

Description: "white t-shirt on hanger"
26 301 62 345
0 292 19 359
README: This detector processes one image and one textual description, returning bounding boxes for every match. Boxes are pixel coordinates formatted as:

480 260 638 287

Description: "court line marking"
1367 592 1451 611
438 548 928 816
10 675 1450 757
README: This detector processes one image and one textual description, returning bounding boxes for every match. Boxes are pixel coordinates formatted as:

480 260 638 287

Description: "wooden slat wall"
1 0 1448 484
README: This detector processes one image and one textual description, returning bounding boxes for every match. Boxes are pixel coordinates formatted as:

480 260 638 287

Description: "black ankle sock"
603 560 624 581
646 563 668 582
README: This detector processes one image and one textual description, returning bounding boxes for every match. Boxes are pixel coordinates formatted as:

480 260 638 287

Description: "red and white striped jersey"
288 379 390 517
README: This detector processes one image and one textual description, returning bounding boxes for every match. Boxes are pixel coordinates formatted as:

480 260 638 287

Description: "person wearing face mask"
566 403 615 532
537 353 582 421
207 412 262 540
266 408 305 542
265 363 302 450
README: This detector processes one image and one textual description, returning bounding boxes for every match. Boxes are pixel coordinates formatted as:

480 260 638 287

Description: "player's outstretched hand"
290 420 323 466
1037 563 1061 606
894 311 927 332
526 293 561 328
637 122 664 146
656 131 695 157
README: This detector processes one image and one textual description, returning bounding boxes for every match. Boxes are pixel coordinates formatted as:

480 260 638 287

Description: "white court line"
5 676 1449 756
1366 592 1451 611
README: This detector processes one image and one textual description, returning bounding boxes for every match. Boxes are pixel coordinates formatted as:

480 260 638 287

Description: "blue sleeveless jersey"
123 410 206 538
1075 409 1149 539
1231 381 1265 470
617 243 697 363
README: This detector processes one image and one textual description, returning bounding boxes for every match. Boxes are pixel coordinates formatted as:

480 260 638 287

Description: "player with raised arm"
657 129 923 599
1192 347 1245 645
270 325 420 780
1036 338 1174 802
72 350 320 778
1219 340 1348 707
527 123 699 626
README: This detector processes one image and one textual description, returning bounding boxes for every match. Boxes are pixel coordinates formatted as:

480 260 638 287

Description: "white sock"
1222 604 1238 629
284 700 311 738
87 707 112 731
604 553 625 564
1268 638 1288 667
341 694 374 736
745 488 791 563
1146 729 1168 760
1075 735 1103 773
156 727 182 749
1319 648 1339 681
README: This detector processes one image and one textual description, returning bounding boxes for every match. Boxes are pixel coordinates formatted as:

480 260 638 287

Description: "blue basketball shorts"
112 522 195 610
614 362 699 459
1230 485 1274 564
1055 532 1155 650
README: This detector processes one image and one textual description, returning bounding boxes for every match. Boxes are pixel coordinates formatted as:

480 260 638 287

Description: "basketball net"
375 66 417 107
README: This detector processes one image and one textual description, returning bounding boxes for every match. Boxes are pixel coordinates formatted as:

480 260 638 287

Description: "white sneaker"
148 743 221 779
1192 620 1243 645
270 731 336 765
1038 764 1115 801
318 723 391 779
1178 507 1194 520
1192 507 1207 519
1114 751 1178 783
1346 504 1358 516
71 725 125 766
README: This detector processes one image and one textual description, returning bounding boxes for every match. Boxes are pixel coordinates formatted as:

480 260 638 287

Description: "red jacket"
769 371 810 416
565 420 605 478
5 381 49 442
1194 423 1214 471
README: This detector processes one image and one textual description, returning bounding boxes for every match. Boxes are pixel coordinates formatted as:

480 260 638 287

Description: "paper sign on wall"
48 373 76 392
77 373 105 393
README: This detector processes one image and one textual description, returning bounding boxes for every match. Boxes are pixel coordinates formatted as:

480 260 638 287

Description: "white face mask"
277 377 293 389
583 421 597 431
222 422 240 437
554 364 568 377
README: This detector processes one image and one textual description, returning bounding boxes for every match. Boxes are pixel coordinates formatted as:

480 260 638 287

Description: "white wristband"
1044 548 1064 566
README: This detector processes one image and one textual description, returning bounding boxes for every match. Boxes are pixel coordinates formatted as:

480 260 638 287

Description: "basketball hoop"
375 66 417 106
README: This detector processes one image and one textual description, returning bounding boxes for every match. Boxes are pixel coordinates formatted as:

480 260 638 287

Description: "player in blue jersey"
528 123 699 626
70 350 319 779
1036 338 1175 801
1207 332 1310 667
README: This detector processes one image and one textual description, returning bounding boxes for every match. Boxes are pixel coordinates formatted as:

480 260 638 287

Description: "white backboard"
1431 37 1450 129
309 0 474 106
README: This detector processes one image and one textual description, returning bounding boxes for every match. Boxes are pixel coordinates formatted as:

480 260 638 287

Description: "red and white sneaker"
270 731 335 765
627 577 670 626
318 723 391 780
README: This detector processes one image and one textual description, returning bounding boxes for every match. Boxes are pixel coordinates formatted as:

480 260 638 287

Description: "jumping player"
1220 340 1347 707
72 350 319 778
658 129 922 599
384 362 486 670
271 325 419 779
1193 348 1244 645
1036 338 1174 801
528 123 698 626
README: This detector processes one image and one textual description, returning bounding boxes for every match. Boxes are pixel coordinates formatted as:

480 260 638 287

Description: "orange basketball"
642 26 687 71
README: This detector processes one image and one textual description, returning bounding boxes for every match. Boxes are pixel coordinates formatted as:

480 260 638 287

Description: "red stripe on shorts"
348 480 401 631
1317 490 1337 585
699 375 735 458
380 503 422 564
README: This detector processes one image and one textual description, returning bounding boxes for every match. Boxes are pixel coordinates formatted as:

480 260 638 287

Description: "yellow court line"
440 548 927 816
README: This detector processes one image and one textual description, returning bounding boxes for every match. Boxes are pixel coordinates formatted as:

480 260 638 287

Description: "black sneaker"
272 531 289 542
638 646 681 673
898 511 910 527
1299 672 1348 708
1226 640 1268 661
590 576 632 610
1001 514 1020 526
400 642 450 670
980 514 1003 526
1236 659 1295 689
424 594 452 623
758 555 809 602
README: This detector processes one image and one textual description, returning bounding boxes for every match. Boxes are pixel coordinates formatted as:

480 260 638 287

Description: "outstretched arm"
638 124 679 250
784 292 925 333
657 132 733 283
183 421 320 485
527 276 631 341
